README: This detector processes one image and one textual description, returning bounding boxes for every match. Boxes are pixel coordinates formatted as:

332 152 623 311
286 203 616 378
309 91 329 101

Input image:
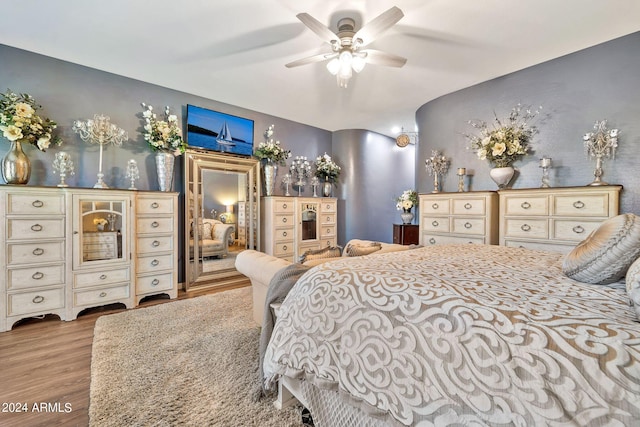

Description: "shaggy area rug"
89 287 301 426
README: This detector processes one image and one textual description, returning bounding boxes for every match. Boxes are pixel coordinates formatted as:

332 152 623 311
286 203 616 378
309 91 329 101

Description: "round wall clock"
396 133 410 147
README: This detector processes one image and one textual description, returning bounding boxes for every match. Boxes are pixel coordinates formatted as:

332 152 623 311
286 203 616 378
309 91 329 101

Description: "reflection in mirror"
80 200 124 263
184 150 260 291
301 204 317 241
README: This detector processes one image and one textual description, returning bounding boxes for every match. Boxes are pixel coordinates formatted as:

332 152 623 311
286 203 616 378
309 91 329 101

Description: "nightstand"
393 224 419 245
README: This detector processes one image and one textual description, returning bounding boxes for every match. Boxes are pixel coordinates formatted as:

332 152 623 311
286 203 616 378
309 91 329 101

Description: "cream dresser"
498 185 622 253
419 191 499 246
261 197 337 262
1 186 179 332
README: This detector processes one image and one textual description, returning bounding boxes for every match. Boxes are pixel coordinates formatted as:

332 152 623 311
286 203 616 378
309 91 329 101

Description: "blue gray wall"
416 32 640 214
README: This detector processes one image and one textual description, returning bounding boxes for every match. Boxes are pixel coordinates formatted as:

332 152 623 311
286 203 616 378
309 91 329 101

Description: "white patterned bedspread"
263 244 640 426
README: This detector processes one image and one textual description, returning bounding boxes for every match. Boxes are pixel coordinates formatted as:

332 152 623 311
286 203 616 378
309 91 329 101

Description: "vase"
1 140 31 185
262 159 278 196
400 209 414 224
155 152 175 192
322 178 332 197
489 166 515 189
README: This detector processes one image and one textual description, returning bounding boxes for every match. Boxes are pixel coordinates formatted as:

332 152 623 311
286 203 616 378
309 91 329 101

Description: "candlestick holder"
311 176 319 197
583 120 619 186
289 156 311 196
425 150 450 193
457 168 466 192
52 151 75 187
126 159 140 190
539 158 552 188
281 173 292 196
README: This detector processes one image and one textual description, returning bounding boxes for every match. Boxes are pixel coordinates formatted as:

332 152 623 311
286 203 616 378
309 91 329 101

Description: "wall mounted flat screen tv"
186 104 254 156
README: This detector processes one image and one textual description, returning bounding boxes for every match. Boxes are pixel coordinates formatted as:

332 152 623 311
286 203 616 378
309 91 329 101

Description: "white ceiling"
2 0 639 137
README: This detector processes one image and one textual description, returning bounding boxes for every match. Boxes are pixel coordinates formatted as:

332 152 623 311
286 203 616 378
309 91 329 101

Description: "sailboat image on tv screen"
216 121 236 152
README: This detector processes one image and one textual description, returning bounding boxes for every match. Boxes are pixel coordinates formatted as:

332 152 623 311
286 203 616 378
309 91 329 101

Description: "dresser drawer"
6 193 65 215
553 194 610 217
322 213 336 225
74 284 130 307
452 218 485 236
274 227 294 240
137 253 174 274
452 198 486 216
137 235 174 254
7 218 65 240
274 214 294 226
137 217 174 234
320 224 336 238
504 239 575 254
74 267 131 289
7 241 65 266
137 197 174 214
137 272 173 294
421 199 450 214
422 216 450 232
322 201 336 212
7 287 65 316
7 264 65 290
274 199 294 213
503 196 548 216
274 241 294 257
503 219 548 239
553 220 601 242
422 233 484 246
322 237 337 248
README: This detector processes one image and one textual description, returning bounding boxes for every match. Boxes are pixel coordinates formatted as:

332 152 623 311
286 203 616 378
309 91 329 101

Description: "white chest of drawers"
419 191 499 246
498 186 622 253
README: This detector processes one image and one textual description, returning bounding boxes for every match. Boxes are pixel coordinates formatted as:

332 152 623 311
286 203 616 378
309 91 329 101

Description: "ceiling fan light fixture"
326 58 340 75
352 55 366 73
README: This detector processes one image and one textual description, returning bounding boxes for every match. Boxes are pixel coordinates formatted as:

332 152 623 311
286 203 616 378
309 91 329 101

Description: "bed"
260 243 640 426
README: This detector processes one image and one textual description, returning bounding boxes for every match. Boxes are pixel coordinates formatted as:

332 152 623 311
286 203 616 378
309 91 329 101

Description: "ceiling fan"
286 6 407 88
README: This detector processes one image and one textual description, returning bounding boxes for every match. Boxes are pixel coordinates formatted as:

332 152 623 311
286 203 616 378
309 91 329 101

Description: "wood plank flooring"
0 280 250 427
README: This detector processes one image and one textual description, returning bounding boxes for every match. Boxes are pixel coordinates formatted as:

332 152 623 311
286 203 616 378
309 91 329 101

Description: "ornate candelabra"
52 151 75 187
72 114 128 188
311 176 319 197
583 120 619 186
281 173 292 196
539 157 552 188
425 150 450 193
289 156 311 196
457 168 466 192
125 159 140 190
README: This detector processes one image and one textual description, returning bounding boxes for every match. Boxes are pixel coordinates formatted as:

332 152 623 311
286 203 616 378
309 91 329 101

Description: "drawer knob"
32 295 45 304
521 201 531 209
573 225 585 234
521 224 531 232
429 238 436 244
282 203 287 209
151 259 160 266
282 245 288 251
32 248 44 256
100 274 107 280
31 224 43 232
327 241 331 246
282 217 287 223
326 216 331 221
152 240 161 247
282 231 288 237
151 221 160 228
99 292 107 298
151 202 159 209
432 220 439 227
326 228 330 233
464 222 472 229
432 203 439 210
151 278 160 286
573 201 585 209
464 203 472 210
32 272 44 280
32 200 44 208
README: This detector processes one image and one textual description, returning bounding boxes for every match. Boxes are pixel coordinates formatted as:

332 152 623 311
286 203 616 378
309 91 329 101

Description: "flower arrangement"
465 104 542 168
0 89 60 151
254 124 291 165
93 218 108 227
141 103 186 156
396 189 418 212
314 152 341 183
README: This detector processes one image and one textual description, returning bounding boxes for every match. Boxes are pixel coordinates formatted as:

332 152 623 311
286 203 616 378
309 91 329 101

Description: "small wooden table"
393 224 419 245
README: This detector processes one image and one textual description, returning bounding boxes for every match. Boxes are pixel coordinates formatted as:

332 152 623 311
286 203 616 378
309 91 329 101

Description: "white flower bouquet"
396 189 418 211
0 89 60 151
254 125 291 165
314 152 341 183
141 103 186 156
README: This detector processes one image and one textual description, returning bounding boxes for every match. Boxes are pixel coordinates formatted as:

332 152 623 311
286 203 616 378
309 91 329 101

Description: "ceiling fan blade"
296 13 340 45
353 6 404 47
285 52 338 68
361 49 407 67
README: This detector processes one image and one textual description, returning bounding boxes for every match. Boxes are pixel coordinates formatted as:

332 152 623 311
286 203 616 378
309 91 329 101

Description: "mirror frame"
184 149 261 291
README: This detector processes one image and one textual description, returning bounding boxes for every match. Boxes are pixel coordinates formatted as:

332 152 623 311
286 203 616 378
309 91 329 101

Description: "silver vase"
322 178 332 197
2 139 31 185
155 152 175 192
262 159 278 196
400 209 414 224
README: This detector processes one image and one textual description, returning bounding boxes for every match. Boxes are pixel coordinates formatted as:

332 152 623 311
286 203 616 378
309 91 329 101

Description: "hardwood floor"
0 280 250 427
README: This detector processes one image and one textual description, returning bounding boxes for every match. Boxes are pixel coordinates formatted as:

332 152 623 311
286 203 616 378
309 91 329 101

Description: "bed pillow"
562 213 640 285
625 257 640 319
299 246 342 264
344 241 382 257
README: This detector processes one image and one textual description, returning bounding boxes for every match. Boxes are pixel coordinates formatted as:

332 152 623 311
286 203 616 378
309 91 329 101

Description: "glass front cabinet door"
297 201 320 258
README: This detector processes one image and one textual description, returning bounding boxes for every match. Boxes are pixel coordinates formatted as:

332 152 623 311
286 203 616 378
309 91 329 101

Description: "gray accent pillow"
299 246 342 263
562 213 640 285
344 241 382 257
